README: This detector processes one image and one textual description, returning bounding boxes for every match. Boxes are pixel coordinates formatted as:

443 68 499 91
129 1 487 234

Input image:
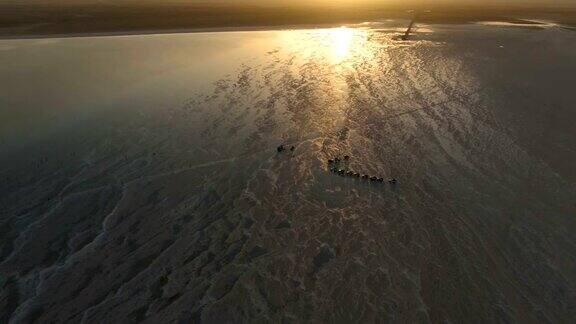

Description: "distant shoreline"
1 4 574 39
0 23 358 40
1 20 574 41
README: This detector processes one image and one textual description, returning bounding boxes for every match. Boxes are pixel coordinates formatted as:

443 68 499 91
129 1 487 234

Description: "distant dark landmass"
1 3 575 38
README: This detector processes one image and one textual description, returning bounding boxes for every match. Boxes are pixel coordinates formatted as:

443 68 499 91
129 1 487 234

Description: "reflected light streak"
279 26 370 64
328 27 354 61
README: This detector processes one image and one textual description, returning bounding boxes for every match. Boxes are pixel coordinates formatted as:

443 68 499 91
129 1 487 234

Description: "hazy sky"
208 0 576 8
4 0 576 6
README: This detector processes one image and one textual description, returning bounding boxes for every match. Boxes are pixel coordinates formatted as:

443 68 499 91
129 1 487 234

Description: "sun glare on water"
279 26 369 64
328 27 355 61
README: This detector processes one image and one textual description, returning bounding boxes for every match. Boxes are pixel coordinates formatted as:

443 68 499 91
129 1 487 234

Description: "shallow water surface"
0 22 575 323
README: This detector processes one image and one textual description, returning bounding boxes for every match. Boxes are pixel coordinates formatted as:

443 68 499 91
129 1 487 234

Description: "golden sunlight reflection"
328 27 354 61
279 26 371 64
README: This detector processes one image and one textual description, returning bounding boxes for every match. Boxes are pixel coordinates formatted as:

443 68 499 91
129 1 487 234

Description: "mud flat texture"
1 21 576 323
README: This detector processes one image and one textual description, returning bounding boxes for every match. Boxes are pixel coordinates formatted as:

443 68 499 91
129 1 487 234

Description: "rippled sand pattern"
1 24 575 323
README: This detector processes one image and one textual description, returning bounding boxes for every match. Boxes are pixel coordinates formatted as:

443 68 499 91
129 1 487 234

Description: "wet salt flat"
1 21 575 323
